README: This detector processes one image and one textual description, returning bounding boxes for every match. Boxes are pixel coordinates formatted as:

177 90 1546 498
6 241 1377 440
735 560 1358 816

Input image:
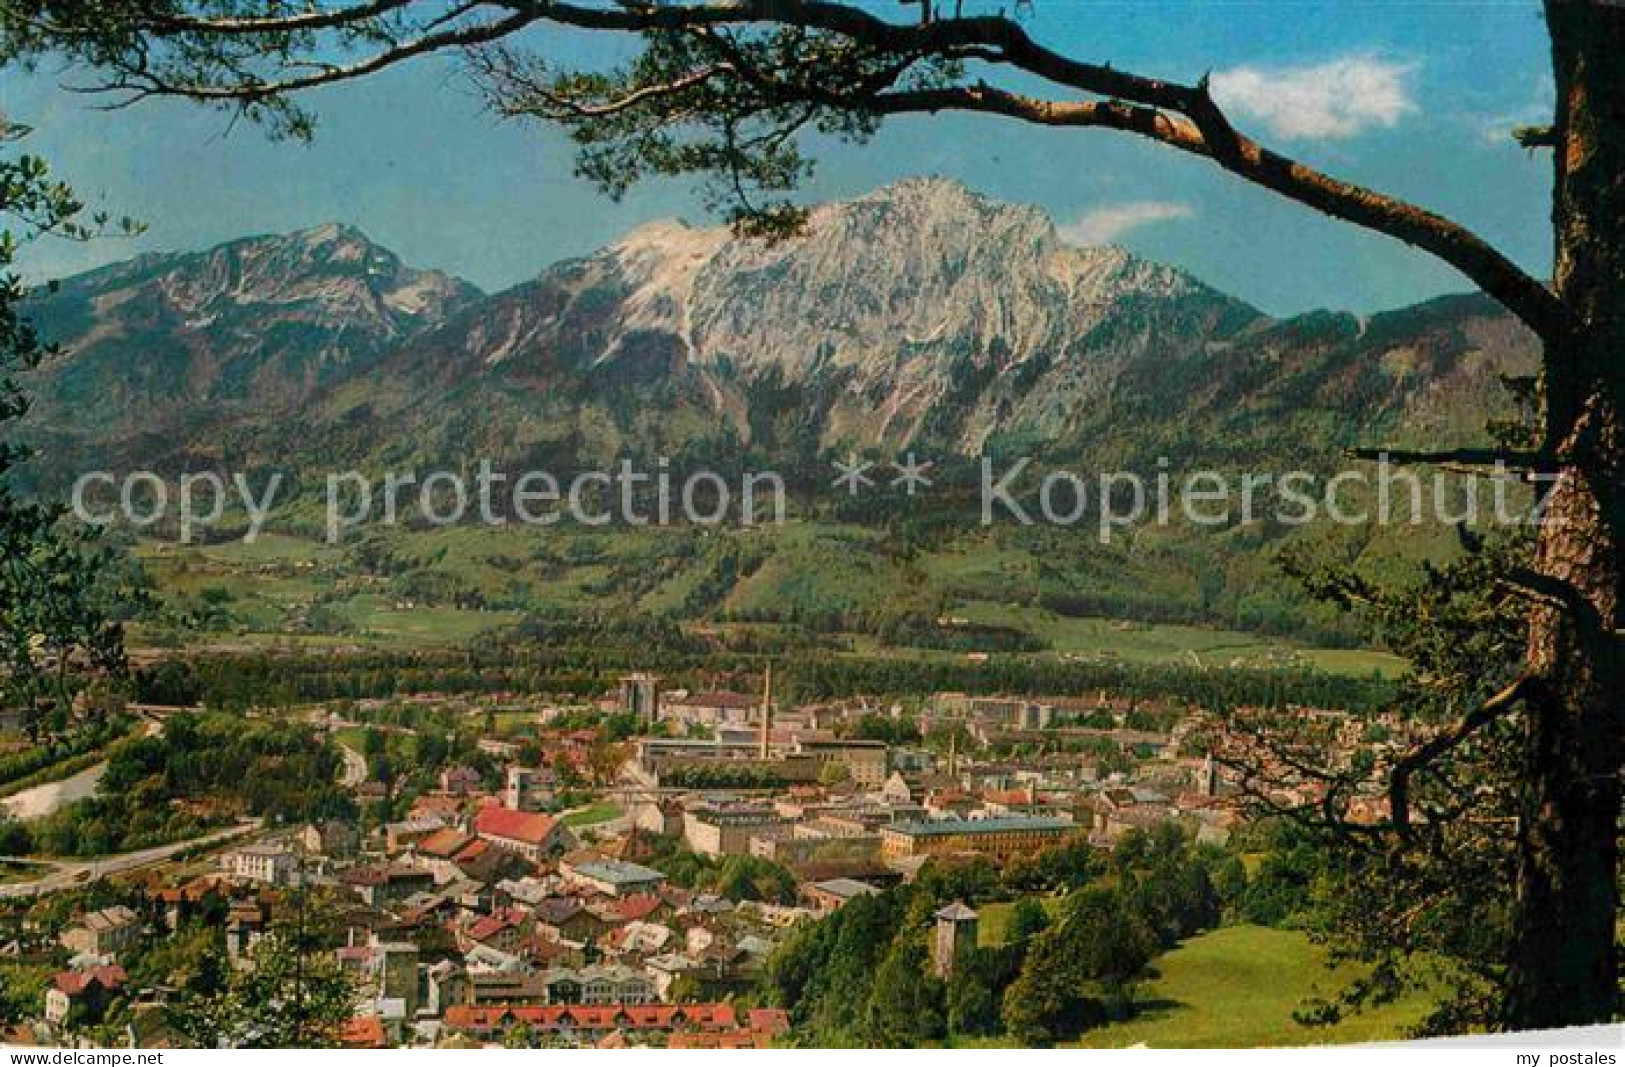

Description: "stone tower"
619 673 660 724
931 901 979 977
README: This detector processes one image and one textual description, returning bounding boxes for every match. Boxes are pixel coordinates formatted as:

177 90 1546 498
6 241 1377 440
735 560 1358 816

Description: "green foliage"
475 26 962 238
1110 823 1223 947
128 920 229 999
945 945 1018 1038
1273 536 1532 1033
844 712 921 745
914 855 1000 908
763 888 908 1044
1001 888 1156 1046
0 125 139 740
176 928 356 1048
712 854 798 904
1236 822 1324 927
1001 839 1103 894
1004 898 1052 944
864 937 946 1045
18 711 351 856
759 828 1231 1046
0 713 129 791
640 836 797 904
0 962 51 1027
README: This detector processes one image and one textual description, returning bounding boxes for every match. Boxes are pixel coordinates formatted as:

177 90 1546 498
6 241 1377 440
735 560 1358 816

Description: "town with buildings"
0 667 1406 1049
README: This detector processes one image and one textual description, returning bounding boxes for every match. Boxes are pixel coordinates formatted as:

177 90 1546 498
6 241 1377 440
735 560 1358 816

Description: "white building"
221 843 300 886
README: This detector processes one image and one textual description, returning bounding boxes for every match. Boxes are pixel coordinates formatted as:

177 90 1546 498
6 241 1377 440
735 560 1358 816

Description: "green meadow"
1079 925 1438 1048
128 519 1411 679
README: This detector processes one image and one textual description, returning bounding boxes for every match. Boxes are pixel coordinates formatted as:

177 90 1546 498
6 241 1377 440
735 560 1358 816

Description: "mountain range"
21 177 1537 483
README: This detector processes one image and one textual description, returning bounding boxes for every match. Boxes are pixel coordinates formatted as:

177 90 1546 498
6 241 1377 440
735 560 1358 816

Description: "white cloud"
1058 201 1195 246
1209 56 1417 141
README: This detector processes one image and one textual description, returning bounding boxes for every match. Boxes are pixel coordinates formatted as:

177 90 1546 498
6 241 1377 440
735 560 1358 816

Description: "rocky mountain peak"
25 224 481 436
154 223 480 330
21 179 1535 477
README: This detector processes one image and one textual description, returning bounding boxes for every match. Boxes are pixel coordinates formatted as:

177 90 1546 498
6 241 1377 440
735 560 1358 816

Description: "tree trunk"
1505 1 1624 1031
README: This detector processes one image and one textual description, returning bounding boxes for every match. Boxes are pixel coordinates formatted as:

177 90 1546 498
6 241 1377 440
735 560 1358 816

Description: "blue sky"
3 1 1555 316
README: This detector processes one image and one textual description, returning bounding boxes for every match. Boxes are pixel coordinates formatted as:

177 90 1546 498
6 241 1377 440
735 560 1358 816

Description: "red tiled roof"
342 863 431 887
412 795 466 819
341 1016 389 1049
443 1003 737 1035
415 828 476 858
531 897 586 925
669 1030 772 1049
153 876 225 904
52 966 126 997
458 836 490 856
611 894 664 922
467 910 521 943
747 1008 790 1035
473 805 561 847
984 789 1040 805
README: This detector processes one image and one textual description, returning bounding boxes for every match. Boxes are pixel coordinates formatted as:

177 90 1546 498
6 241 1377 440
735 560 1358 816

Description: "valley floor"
1076 925 1438 1048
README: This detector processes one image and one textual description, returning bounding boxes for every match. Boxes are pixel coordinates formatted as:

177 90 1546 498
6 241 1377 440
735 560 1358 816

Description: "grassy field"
127 522 1413 679
561 800 624 828
976 897 1067 947
1077 925 1438 1048
333 727 369 752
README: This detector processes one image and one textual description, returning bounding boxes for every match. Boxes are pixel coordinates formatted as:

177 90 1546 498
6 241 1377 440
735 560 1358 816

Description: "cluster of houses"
6 681 1395 1050
16 790 795 1048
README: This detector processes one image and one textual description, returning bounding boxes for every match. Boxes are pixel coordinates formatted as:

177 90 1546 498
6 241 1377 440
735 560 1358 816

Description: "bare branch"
1499 566 1611 644
139 0 421 36
478 56 734 120
109 8 540 104
1389 674 1533 839
854 82 1561 340
1346 446 1560 474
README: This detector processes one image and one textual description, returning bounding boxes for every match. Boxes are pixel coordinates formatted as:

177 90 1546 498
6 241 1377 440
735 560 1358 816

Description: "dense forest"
134 645 1393 717
0 713 351 856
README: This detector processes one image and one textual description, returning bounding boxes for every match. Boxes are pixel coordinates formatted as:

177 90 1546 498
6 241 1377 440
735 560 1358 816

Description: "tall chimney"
760 662 773 760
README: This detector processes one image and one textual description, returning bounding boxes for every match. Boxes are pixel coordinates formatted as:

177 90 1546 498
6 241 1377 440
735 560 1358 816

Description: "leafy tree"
0 963 50 1027
1237 821 1322 928
846 712 921 745
711 853 796 904
863 937 946 1046
129 921 229 1000
1001 887 1156 1045
1002 838 1101 894
816 759 851 786
944 947 1010 1038
758 888 907 1044
584 736 625 786
1004 897 1051 944
913 855 998 907
501 1022 535 1049
1230 543 1545 1033
0 124 138 742
178 928 355 1048
1111 824 1221 946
